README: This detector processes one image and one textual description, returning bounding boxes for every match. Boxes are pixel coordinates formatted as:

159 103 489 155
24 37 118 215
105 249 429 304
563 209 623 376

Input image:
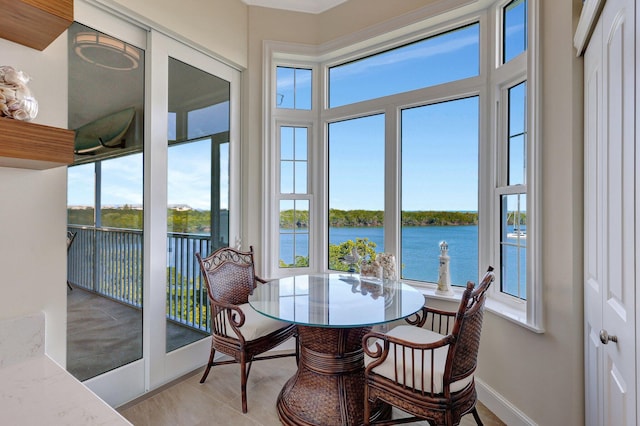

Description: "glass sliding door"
67 20 145 382
67 5 240 405
166 57 230 352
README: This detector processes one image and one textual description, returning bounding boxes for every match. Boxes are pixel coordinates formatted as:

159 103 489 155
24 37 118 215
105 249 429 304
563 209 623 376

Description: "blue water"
328 226 477 285
281 226 526 294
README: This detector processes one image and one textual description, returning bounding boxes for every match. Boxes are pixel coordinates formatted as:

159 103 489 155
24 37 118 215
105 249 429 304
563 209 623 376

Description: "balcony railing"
67 226 213 332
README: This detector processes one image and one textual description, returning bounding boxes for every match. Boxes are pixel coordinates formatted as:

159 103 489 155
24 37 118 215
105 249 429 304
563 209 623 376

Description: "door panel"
583 14 603 426
146 30 241 389
601 2 635 425
68 3 148 406
585 0 636 424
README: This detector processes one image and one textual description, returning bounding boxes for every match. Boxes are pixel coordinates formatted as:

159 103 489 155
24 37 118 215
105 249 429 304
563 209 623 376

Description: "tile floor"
119 356 505 426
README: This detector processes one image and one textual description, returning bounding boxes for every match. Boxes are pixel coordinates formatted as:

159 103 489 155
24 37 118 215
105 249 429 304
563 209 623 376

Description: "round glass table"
249 273 425 426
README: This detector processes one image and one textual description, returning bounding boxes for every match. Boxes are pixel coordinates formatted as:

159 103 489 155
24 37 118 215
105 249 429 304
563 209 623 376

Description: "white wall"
109 0 248 69
245 1 585 424
0 34 69 365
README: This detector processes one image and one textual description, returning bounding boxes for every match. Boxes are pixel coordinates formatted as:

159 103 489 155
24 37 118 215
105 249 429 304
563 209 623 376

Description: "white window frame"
263 56 320 278
263 0 542 332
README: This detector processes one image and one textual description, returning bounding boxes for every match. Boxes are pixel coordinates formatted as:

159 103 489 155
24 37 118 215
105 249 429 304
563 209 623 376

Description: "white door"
584 0 636 424
145 30 241 392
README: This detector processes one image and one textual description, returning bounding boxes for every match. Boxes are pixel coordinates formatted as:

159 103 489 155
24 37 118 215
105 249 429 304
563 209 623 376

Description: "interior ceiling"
241 0 348 14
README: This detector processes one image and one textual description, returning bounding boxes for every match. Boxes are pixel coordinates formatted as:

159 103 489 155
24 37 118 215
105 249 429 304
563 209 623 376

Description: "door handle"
599 329 618 344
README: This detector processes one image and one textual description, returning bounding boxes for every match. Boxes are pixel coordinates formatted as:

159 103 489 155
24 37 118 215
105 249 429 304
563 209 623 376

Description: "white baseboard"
476 378 537 426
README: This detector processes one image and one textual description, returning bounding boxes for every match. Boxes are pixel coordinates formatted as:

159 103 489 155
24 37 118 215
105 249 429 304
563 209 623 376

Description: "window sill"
410 281 545 334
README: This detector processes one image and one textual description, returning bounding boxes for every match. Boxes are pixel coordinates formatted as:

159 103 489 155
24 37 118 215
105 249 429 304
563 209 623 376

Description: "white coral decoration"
0 66 38 121
377 253 397 280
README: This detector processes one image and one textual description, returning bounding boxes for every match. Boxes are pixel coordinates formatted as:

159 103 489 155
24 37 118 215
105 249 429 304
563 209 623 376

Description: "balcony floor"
67 286 208 381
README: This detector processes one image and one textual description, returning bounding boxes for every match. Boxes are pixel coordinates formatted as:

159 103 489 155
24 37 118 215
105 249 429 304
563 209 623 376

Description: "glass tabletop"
248 273 425 328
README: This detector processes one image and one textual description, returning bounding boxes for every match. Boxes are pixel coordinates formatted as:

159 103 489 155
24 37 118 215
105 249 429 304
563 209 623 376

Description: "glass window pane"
167 57 231 353
500 193 527 298
281 127 294 160
276 66 312 110
328 114 385 271
508 134 526 185
295 127 307 160
508 81 527 185
281 161 294 193
401 97 479 284
280 200 309 268
187 101 230 140
503 0 527 63
295 162 307 194
67 22 145 382
276 66 294 108
295 68 312 110
101 154 144 229
67 164 95 226
69 23 144 161
280 126 308 195
168 112 176 142
329 23 479 108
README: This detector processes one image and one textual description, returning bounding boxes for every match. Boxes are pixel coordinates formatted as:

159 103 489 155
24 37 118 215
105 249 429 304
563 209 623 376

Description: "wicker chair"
362 267 495 426
196 246 298 413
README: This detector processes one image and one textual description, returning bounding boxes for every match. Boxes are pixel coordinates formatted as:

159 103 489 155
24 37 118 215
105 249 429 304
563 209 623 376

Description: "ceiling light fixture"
74 32 140 71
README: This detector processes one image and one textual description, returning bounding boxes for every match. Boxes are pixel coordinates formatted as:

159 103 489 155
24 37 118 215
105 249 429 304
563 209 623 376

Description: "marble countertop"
0 355 131 425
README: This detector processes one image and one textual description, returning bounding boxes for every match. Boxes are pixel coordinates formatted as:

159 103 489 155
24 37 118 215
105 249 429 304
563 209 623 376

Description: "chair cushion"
220 303 292 341
365 325 473 394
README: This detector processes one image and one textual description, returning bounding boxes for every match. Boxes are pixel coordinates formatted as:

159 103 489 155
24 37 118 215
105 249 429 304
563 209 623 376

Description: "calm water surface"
281 226 525 294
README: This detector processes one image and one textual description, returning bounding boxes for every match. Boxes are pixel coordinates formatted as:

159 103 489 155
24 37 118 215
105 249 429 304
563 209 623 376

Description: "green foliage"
328 209 383 227
68 207 218 233
71 207 480 231
328 238 378 272
166 209 212 233
67 208 95 226
507 212 527 225
400 210 478 226
102 207 143 229
279 209 309 229
278 209 479 228
279 255 310 268
166 266 209 330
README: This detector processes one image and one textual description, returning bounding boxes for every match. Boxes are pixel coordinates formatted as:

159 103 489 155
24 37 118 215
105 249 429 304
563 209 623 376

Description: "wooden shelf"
0 0 73 50
0 117 74 170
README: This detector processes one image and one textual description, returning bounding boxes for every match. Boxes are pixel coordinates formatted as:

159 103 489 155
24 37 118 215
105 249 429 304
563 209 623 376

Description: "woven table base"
277 325 389 426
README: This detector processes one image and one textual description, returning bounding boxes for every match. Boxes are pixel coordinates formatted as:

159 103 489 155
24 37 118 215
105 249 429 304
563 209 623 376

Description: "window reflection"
166 57 231 352
66 22 145 381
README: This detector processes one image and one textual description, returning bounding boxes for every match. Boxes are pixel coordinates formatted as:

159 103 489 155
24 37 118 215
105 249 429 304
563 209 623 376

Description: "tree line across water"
282 209 480 229
68 207 529 234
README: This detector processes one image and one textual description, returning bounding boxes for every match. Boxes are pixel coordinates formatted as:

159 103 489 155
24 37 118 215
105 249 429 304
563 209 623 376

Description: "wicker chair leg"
363 390 371 425
471 407 483 425
199 348 216 383
240 356 248 413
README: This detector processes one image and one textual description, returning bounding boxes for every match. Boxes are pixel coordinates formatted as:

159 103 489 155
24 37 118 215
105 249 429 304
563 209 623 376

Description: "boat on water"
507 229 527 239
